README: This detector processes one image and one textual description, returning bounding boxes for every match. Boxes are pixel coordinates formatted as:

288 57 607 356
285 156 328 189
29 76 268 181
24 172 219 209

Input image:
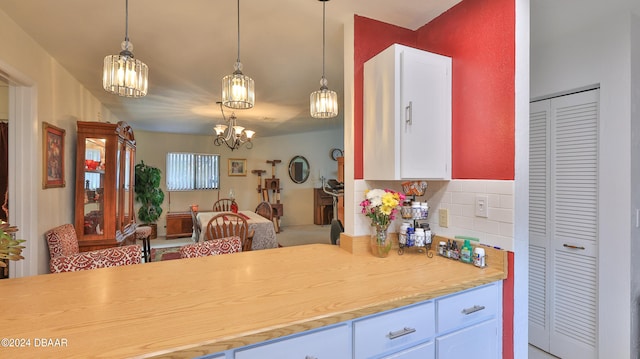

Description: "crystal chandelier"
222 0 255 109
213 102 255 150
310 0 338 118
103 0 149 98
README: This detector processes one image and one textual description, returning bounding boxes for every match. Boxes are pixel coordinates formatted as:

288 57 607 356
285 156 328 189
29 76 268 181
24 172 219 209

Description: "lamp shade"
310 87 338 119
103 52 149 98
222 67 255 109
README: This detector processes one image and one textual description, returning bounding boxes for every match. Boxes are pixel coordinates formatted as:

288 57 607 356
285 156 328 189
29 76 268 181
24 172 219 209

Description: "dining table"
195 210 278 250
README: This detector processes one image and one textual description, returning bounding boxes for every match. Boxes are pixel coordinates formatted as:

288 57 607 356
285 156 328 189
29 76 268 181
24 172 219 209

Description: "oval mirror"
288 156 310 184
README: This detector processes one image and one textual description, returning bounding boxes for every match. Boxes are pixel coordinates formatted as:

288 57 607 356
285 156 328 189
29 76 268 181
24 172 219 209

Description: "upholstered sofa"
46 224 142 273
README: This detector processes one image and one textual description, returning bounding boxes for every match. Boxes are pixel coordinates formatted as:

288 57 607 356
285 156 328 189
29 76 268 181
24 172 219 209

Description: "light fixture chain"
124 0 129 42
236 0 241 63
322 0 326 79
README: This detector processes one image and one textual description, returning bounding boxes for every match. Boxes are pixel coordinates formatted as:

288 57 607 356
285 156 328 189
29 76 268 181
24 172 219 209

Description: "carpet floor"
150 247 182 262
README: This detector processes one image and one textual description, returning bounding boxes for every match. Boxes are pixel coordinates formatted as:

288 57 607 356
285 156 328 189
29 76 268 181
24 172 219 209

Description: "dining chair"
179 236 242 258
45 224 142 273
254 201 273 221
190 207 200 241
213 198 237 212
205 213 254 251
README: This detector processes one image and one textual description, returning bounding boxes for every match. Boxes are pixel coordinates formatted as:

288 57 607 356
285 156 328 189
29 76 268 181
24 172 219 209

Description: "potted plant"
0 221 25 278
134 161 165 239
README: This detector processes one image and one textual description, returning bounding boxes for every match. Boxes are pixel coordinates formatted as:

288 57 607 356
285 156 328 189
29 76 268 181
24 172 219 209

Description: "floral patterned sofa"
179 236 242 258
46 224 142 273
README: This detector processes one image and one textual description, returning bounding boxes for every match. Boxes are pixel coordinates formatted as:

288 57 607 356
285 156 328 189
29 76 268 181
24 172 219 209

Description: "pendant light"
310 0 338 119
222 0 255 109
103 0 149 98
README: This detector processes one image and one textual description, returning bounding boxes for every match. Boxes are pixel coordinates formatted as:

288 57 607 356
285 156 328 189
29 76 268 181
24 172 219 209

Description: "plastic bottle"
460 239 472 263
474 247 486 267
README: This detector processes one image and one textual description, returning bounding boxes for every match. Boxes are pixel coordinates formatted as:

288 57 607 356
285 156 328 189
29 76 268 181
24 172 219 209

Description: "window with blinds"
166 152 220 191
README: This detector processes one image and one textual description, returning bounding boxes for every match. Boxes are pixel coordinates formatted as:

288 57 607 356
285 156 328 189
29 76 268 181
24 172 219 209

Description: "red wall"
353 0 515 180
353 1 516 357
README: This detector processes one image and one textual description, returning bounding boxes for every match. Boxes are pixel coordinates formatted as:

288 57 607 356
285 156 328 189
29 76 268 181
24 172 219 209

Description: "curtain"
0 122 7 222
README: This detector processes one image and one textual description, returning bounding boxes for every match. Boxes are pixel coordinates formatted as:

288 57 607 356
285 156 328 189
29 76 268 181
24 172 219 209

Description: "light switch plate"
439 208 449 228
475 195 488 218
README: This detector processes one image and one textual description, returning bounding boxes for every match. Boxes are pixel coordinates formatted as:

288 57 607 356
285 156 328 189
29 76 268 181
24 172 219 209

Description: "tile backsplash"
354 179 514 251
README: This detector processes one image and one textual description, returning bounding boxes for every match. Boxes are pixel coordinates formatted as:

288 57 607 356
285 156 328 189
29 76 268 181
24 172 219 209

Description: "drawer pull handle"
563 244 585 250
462 305 486 315
305 356 318 359
387 327 416 340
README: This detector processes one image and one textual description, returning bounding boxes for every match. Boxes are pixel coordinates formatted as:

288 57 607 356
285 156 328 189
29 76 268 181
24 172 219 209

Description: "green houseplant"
0 221 25 278
134 161 165 238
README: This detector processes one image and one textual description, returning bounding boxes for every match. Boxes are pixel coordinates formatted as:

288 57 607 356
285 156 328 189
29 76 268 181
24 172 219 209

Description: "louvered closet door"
529 89 599 359
529 99 551 350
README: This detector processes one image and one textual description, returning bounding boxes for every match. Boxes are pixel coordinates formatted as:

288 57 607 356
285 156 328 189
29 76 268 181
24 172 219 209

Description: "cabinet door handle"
563 244 585 250
304 356 318 359
387 327 416 340
405 101 413 126
461 305 486 315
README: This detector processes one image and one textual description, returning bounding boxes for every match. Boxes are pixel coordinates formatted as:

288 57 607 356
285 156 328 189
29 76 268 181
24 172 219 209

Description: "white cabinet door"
234 324 350 359
399 46 451 179
364 43 451 180
436 319 498 359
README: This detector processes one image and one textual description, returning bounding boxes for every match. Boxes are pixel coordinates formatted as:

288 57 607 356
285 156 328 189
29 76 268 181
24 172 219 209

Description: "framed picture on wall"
42 122 66 188
228 158 247 176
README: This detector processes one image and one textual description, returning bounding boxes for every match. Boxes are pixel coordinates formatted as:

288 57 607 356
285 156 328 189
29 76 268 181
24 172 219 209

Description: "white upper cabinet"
364 44 451 180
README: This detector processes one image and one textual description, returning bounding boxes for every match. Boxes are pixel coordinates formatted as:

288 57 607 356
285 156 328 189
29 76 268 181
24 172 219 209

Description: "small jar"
420 202 429 219
411 202 421 219
398 222 410 245
415 228 425 247
406 227 415 247
438 241 446 256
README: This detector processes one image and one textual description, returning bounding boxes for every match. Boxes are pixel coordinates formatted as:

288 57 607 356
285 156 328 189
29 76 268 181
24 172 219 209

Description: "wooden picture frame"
228 158 247 176
43 122 66 188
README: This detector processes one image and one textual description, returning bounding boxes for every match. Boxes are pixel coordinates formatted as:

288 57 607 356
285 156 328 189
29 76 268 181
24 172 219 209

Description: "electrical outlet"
439 208 449 228
475 195 488 218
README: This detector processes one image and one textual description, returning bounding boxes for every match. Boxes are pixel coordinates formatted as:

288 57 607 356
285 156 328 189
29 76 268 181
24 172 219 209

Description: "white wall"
0 8 120 276
531 9 634 357
135 127 343 236
630 11 640 356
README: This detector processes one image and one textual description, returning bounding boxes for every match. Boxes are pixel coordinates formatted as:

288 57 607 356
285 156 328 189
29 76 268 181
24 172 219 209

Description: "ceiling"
0 0 460 138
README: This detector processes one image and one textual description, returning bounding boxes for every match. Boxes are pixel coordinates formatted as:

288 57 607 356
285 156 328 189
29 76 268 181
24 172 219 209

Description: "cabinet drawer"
354 301 435 359
436 283 500 334
235 324 350 359
381 340 434 359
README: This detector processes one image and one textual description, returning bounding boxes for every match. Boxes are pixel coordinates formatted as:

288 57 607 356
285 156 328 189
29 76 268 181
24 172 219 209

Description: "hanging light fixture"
213 102 255 150
103 0 148 98
310 0 338 118
222 0 255 109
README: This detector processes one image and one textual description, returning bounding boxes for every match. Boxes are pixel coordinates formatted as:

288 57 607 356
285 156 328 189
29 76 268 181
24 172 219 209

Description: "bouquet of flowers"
360 189 405 227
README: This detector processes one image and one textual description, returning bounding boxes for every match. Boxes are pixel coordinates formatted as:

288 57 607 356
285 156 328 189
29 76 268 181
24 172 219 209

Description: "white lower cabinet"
199 282 502 359
436 319 498 359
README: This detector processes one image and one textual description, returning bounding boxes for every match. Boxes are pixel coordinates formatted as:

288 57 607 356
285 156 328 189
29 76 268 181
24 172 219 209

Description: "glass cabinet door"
83 137 106 236
123 143 135 232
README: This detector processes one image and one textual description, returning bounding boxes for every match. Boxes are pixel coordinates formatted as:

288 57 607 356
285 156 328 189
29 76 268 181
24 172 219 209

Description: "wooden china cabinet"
74 121 137 252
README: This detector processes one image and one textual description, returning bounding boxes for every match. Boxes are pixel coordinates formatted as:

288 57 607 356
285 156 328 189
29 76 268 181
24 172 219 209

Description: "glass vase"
370 223 392 258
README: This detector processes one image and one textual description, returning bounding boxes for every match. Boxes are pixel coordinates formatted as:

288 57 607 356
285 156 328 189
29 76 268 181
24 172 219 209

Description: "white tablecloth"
195 210 278 250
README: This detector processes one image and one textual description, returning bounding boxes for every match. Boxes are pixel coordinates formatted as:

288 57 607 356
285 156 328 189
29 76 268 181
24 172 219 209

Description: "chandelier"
213 102 255 150
310 0 338 118
103 0 149 98
222 0 255 109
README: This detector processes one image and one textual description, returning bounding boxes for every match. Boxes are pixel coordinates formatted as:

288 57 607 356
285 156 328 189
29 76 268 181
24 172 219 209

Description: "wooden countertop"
0 244 506 358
